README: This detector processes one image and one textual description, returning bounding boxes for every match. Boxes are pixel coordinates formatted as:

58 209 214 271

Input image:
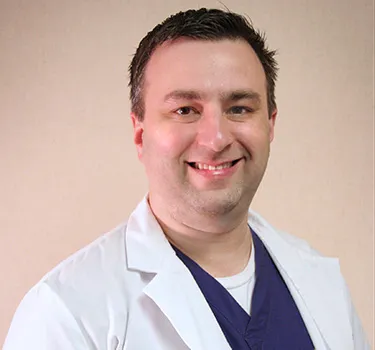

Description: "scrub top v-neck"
172 229 315 350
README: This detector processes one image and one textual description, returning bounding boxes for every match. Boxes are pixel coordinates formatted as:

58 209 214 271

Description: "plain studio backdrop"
0 0 373 347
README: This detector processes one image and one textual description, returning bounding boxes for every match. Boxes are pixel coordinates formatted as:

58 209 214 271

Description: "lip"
186 158 243 178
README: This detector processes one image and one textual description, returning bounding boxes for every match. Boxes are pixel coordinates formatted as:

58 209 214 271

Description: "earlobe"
269 109 277 142
131 113 144 159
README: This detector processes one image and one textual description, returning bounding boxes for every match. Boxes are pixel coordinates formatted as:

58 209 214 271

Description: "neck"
149 195 252 278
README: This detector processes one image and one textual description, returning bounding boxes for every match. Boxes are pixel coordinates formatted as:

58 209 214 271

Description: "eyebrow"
224 90 261 103
163 89 261 104
164 90 202 102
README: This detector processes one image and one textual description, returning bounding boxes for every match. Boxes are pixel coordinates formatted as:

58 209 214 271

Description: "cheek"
143 123 195 159
235 120 271 152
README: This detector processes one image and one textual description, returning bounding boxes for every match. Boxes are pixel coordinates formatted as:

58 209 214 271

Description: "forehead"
143 38 267 101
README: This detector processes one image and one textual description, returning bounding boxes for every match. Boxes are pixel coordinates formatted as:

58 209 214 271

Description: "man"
4 8 369 350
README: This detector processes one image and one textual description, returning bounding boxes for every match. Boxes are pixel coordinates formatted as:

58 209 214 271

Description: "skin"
132 38 277 277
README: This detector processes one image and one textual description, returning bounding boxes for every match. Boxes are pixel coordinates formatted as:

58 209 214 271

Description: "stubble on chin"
182 185 247 218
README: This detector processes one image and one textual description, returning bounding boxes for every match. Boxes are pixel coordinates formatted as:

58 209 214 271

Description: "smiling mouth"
187 158 242 171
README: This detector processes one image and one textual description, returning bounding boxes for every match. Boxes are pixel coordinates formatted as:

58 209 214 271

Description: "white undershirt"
216 241 256 315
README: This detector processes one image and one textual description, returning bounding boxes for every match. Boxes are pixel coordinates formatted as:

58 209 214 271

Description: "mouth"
187 158 242 171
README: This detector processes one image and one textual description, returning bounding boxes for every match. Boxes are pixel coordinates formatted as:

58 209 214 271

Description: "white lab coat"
4 197 370 350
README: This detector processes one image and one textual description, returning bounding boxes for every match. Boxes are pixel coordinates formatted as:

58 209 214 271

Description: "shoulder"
248 208 322 257
39 222 143 318
4 282 90 349
5 222 140 349
275 230 322 256
43 222 128 282
40 222 130 296
248 209 371 347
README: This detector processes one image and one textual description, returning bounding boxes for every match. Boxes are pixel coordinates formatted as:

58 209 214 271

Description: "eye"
172 106 200 122
175 106 198 116
227 106 253 115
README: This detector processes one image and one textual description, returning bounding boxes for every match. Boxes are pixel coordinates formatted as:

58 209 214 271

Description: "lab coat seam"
38 282 93 348
35 224 127 285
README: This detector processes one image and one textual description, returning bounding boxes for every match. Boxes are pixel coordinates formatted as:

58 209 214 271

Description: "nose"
196 107 233 153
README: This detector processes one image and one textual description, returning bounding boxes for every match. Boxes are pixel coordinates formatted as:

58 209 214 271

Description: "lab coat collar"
126 197 353 350
126 196 172 273
126 197 230 349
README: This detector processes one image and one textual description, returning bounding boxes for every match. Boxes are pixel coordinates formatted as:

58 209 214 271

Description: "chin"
188 187 246 217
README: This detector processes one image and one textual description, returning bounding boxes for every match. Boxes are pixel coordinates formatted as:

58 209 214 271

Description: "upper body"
4 8 370 350
3 197 369 349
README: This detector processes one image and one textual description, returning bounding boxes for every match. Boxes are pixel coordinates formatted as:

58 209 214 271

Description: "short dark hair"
128 8 278 120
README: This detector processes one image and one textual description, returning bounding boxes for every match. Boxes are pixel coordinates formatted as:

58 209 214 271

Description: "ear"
268 108 277 142
131 112 144 160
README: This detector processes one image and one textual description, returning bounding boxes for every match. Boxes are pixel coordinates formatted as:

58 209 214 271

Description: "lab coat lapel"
249 211 354 350
143 260 230 350
126 198 230 350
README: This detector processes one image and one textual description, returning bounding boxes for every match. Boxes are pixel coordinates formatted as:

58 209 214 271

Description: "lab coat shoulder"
277 229 369 349
3 282 90 349
4 222 138 350
248 209 370 349
276 230 320 255
248 209 321 256
279 230 369 348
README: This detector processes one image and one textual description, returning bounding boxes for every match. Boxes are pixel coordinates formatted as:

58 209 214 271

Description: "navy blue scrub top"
172 229 314 350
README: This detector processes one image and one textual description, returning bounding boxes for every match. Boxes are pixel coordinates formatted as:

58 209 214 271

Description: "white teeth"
194 162 233 170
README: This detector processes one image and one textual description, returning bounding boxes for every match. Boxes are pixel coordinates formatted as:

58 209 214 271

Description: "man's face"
132 38 276 218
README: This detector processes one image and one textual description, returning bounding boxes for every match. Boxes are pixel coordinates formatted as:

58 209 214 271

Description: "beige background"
1 0 373 347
